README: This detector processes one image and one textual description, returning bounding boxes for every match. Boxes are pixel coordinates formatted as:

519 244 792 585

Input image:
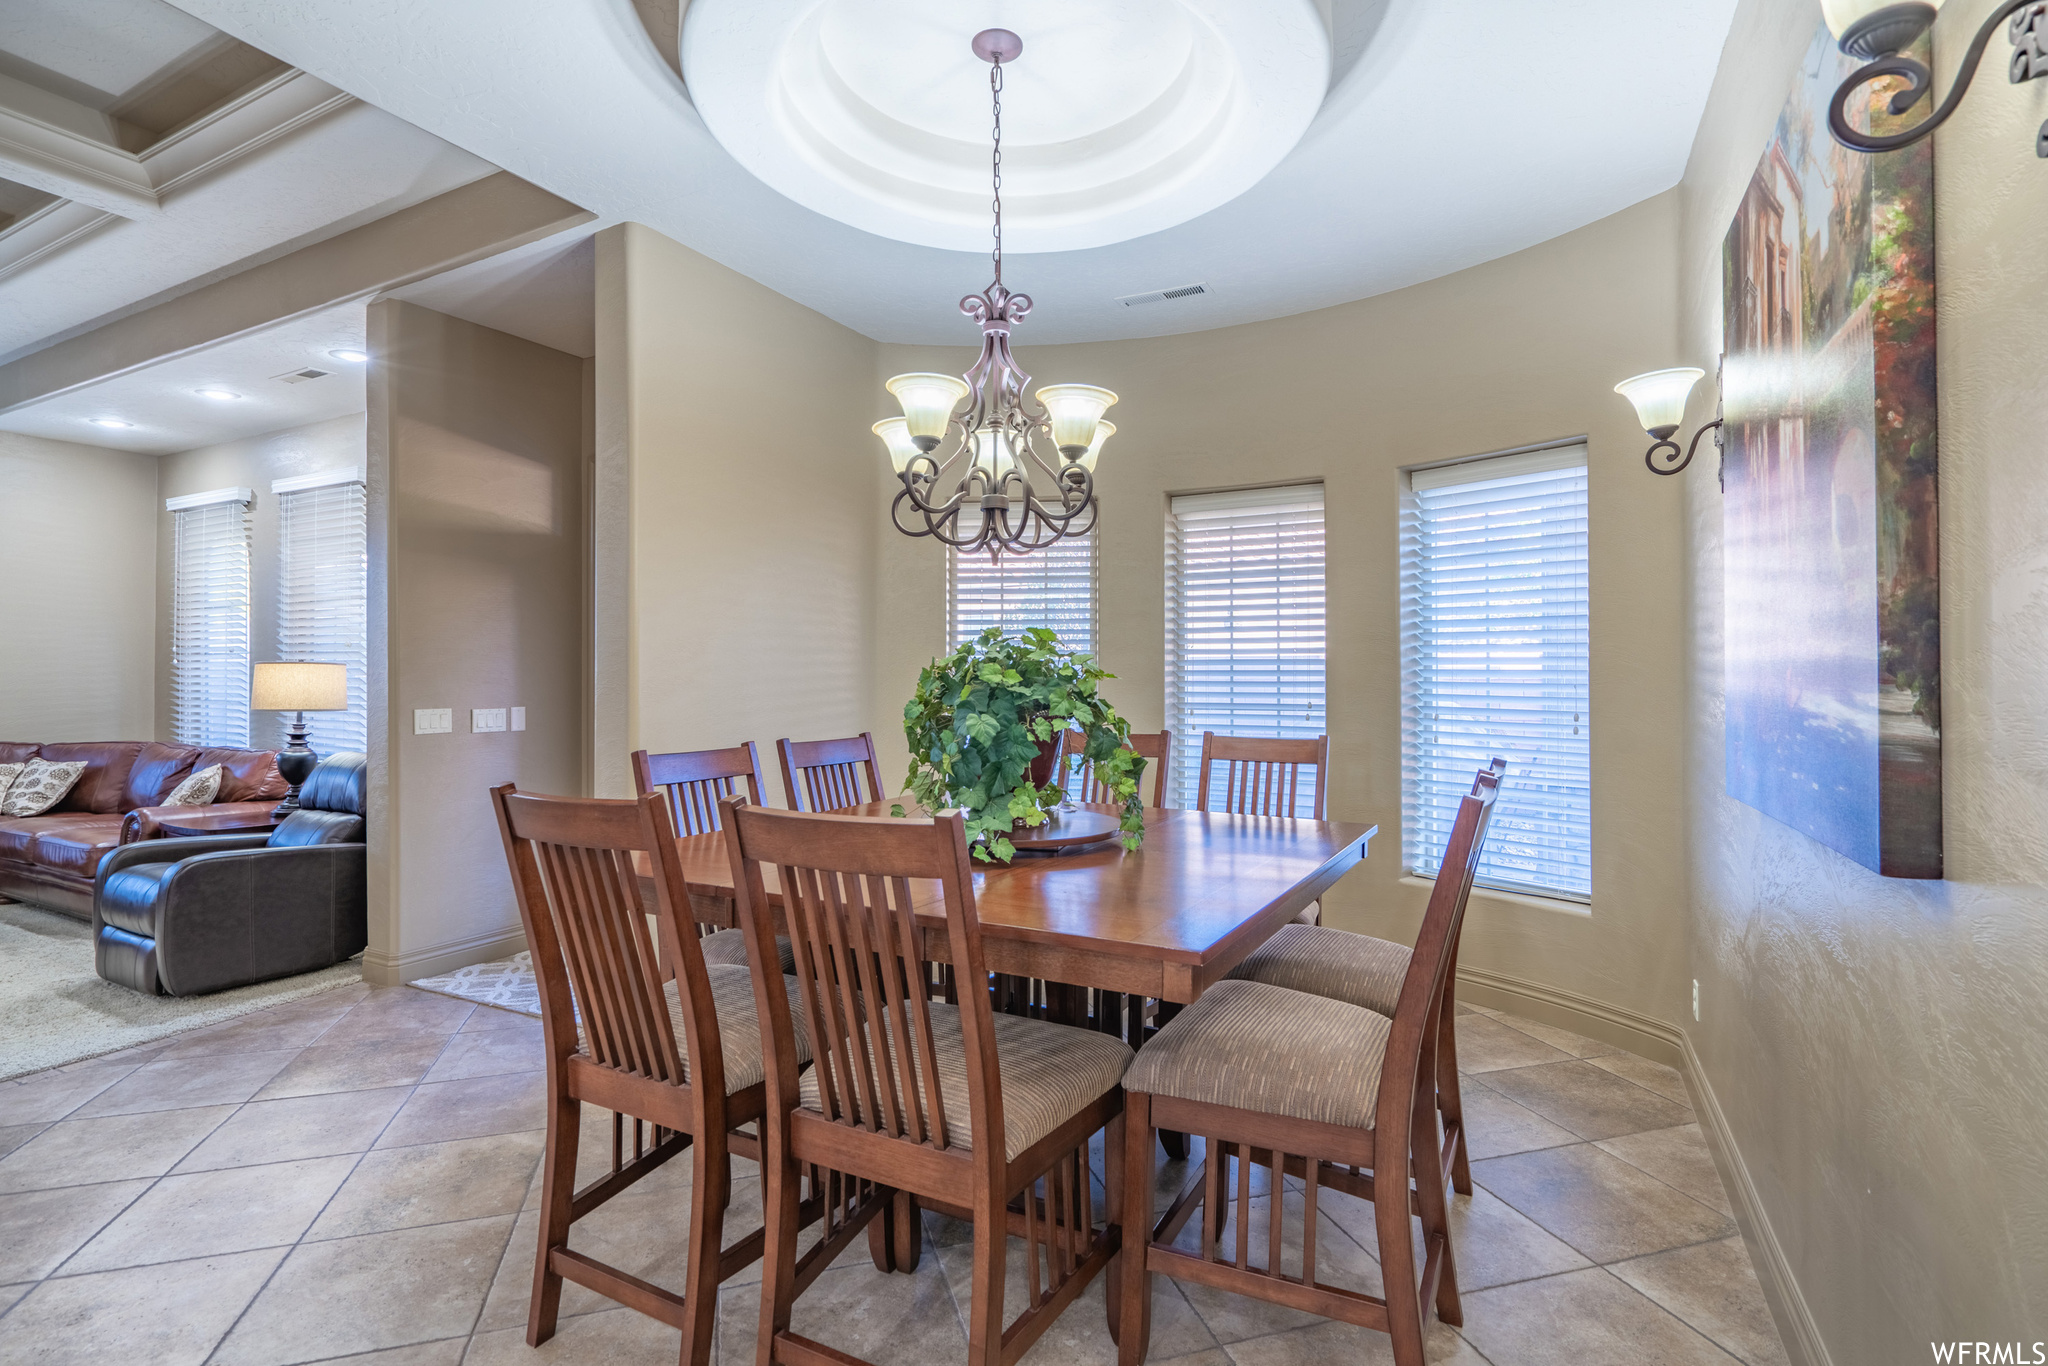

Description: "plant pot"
1027 732 1065 789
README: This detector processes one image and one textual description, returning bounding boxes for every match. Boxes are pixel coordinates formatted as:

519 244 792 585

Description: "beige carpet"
0 901 363 1081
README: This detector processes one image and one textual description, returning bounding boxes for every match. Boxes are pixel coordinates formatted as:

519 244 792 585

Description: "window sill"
1398 875 1592 918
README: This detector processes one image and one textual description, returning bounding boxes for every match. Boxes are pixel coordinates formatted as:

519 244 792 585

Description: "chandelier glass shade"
879 28 1118 558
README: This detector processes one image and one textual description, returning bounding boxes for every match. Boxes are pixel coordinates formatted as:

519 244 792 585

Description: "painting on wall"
1721 25 1940 880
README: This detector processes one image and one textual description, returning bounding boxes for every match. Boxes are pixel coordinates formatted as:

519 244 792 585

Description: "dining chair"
1196 731 1330 924
632 744 792 974
1065 728 1173 808
722 798 1134 1366
490 784 815 1366
777 731 885 812
1115 762 1503 1366
1227 756 1508 1198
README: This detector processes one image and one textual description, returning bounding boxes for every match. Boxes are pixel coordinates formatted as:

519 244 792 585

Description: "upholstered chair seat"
795 1003 1133 1161
698 927 797 975
1225 923 1413 1018
593 964 812 1097
1123 979 1390 1129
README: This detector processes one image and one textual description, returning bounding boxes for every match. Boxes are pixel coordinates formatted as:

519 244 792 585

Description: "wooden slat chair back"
1065 728 1173 808
776 732 884 812
632 742 765 836
1116 763 1503 1366
724 800 1128 1366
1195 731 1329 819
492 784 777 1366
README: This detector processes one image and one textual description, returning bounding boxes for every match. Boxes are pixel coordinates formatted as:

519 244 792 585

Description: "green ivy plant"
898 626 1146 862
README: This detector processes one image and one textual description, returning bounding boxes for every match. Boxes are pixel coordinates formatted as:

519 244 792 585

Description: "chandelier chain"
990 58 1003 287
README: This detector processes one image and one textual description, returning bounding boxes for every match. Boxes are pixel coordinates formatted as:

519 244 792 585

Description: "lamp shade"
885 373 970 447
252 661 348 711
1034 383 1117 456
1075 419 1115 473
1613 368 1704 437
973 427 1014 480
872 417 922 473
1821 0 1941 41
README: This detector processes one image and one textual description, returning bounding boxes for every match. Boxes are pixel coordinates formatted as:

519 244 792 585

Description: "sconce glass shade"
1820 0 1941 41
1075 420 1114 473
885 373 970 448
252 661 348 711
1034 383 1118 456
1614 367 1705 437
872 417 922 473
972 427 1013 479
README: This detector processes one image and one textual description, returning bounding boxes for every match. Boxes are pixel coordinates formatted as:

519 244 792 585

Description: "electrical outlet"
510 707 526 732
413 708 452 735
1692 979 1700 1022
472 708 508 733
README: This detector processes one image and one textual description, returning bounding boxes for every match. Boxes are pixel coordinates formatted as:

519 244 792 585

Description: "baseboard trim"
1454 965 1830 1366
362 924 526 986
1456 965 1685 1068
1678 1031 1833 1366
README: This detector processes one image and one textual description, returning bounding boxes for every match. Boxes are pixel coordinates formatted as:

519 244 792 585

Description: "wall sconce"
1614 365 1722 477
1823 0 2048 156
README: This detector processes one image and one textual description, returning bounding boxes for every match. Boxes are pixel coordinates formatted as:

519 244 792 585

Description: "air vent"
272 367 332 384
1116 282 1210 308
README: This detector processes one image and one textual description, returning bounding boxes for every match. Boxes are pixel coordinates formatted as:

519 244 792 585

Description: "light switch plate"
473 707 508 733
510 707 526 731
414 708 452 735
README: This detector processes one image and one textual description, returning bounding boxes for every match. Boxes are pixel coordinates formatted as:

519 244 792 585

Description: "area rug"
0 902 364 1081
411 952 541 1017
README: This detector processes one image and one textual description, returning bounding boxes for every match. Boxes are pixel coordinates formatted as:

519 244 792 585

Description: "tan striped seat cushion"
798 1004 1132 1162
580 962 810 1096
699 928 798 974
1226 924 1411 1018
1124 980 1390 1130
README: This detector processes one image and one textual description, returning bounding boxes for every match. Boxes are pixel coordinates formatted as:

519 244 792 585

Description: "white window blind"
1165 485 1327 812
277 477 369 754
947 532 1097 656
170 494 253 747
1402 444 1591 900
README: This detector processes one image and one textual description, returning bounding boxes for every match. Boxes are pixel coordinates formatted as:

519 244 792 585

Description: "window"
276 471 369 754
1402 444 1590 900
947 531 1097 656
169 488 254 747
1165 485 1327 812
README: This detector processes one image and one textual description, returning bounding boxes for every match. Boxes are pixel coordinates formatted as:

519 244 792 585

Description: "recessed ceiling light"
329 349 368 363
195 388 241 400
90 418 134 429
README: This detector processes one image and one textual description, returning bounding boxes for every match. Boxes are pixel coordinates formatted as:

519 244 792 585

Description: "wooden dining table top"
657 802 1376 1004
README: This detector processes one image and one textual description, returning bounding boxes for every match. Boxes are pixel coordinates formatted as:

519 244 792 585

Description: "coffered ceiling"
0 0 496 366
164 0 1739 345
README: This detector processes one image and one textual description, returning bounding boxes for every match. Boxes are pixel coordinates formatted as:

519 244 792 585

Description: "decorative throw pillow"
0 762 22 810
163 763 223 807
0 759 87 817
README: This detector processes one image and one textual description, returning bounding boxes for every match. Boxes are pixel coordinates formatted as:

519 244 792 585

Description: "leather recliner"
92 752 369 996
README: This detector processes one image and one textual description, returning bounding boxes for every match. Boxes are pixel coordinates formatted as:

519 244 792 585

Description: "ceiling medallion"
874 29 1116 560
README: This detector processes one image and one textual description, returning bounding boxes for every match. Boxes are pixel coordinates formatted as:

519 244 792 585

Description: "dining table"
654 800 1377 1011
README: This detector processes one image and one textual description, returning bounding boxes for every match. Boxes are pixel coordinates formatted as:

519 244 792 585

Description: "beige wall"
0 433 156 740
365 300 586 983
154 414 366 746
592 223 878 804
1677 1 2048 1356
871 193 1692 1037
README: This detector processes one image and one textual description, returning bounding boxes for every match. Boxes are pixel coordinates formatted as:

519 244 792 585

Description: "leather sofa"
95 752 367 996
0 741 288 919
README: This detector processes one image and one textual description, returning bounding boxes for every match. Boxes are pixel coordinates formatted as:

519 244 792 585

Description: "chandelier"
872 28 1118 559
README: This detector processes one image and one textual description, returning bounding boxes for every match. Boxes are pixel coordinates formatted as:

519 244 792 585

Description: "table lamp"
252 662 348 816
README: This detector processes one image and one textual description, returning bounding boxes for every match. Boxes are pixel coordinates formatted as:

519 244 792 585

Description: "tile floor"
0 984 1791 1366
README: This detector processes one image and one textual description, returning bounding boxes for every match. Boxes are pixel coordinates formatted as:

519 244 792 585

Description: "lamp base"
273 711 319 820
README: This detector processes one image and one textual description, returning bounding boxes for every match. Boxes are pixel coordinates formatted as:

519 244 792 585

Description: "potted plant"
900 626 1147 862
